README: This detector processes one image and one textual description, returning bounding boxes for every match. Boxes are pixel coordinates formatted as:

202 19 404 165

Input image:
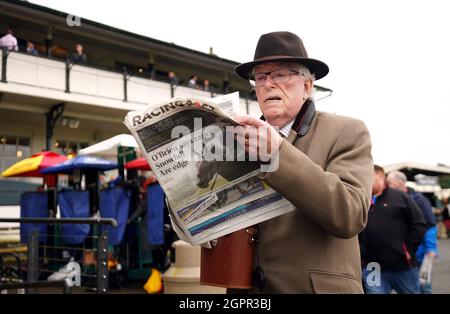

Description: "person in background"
442 196 450 237
0 28 18 51
434 196 448 239
187 75 198 88
386 171 439 294
69 43 87 64
168 71 178 86
107 175 123 189
26 40 38 56
203 79 210 91
359 165 426 294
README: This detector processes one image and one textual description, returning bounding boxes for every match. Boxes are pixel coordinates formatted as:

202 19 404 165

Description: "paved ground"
432 238 450 293
78 238 450 294
2 200 450 294
27 238 450 294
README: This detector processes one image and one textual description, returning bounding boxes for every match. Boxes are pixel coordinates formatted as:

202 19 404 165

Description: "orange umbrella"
1 151 68 177
124 157 151 171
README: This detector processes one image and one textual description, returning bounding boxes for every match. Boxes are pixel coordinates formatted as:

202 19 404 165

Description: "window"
54 139 89 156
0 135 31 172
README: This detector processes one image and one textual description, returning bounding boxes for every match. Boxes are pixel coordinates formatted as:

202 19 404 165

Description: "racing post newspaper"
124 92 293 245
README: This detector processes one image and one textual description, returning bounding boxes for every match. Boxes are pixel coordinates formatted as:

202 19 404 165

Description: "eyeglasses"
249 68 304 87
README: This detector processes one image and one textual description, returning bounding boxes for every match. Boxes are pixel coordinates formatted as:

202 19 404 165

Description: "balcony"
0 49 261 116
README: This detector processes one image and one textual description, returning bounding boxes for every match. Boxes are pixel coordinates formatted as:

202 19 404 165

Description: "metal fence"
0 217 117 294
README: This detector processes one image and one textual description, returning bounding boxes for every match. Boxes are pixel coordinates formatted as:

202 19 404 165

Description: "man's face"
372 171 385 195
254 62 311 127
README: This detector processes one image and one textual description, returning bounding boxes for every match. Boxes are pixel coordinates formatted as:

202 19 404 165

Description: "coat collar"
286 99 316 144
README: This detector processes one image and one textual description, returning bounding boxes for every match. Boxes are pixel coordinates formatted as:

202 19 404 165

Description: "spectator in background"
434 197 447 239
70 43 87 64
188 75 198 88
99 173 109 190
359 165 426 294
443 196 450 221
128 174 157 224
26 41 38 56
203 79 210 92
442 197 450 237
107 175 123 189
168 71 178 87
386 171 439 294
222 79 229 94
0 28 18 51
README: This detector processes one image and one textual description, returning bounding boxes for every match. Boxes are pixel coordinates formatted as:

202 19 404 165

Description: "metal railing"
0 217 117 294
0 49 259 110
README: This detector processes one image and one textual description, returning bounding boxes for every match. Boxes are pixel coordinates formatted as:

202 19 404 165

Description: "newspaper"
419 253 434 285
124 92 293 245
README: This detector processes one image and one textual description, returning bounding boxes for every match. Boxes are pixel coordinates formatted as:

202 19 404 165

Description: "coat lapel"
286 99 318 153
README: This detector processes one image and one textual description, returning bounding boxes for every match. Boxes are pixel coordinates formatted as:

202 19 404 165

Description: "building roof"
383 161 450 180
1 0 239 67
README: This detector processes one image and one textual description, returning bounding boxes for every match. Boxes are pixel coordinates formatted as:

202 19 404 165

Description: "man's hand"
427 251 437 258
234 115 283 163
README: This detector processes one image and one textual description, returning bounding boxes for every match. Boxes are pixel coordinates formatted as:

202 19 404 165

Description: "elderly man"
232 31 373 293
386 171 438 293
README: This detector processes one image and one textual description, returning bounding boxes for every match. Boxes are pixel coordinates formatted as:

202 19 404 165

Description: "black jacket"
359 187 426 271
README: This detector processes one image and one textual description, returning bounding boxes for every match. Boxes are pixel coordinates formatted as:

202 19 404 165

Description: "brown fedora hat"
234 31 329 81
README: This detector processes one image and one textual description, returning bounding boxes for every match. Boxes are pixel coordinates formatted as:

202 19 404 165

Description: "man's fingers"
235 115 266 127
234 115 250 125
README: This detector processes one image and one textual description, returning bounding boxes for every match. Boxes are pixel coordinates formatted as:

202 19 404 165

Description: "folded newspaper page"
419 253 434 285
124 93 293 245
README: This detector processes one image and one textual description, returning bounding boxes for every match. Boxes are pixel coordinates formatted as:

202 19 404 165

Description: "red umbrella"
124 157 151 171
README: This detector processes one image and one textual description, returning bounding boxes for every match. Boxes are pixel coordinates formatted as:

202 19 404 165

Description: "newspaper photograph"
124 93 293 245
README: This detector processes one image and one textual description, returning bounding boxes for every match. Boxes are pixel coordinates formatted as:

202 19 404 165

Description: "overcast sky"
29 0 450 167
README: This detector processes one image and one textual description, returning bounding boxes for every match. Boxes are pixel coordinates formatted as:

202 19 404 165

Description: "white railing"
127 76 173 104
71 65 123 100
1 51 260 114
6 51 65 91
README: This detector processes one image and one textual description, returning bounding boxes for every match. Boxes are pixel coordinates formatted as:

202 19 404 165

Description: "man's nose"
263 74 276 88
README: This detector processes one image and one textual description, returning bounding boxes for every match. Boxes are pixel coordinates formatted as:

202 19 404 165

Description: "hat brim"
234 56 329 81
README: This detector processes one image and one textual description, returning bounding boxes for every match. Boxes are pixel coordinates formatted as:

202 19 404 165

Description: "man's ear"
305 80 313 96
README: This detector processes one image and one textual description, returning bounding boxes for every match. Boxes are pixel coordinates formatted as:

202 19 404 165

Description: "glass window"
55 139 90 156
18 137 30 146
0 134 31 172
